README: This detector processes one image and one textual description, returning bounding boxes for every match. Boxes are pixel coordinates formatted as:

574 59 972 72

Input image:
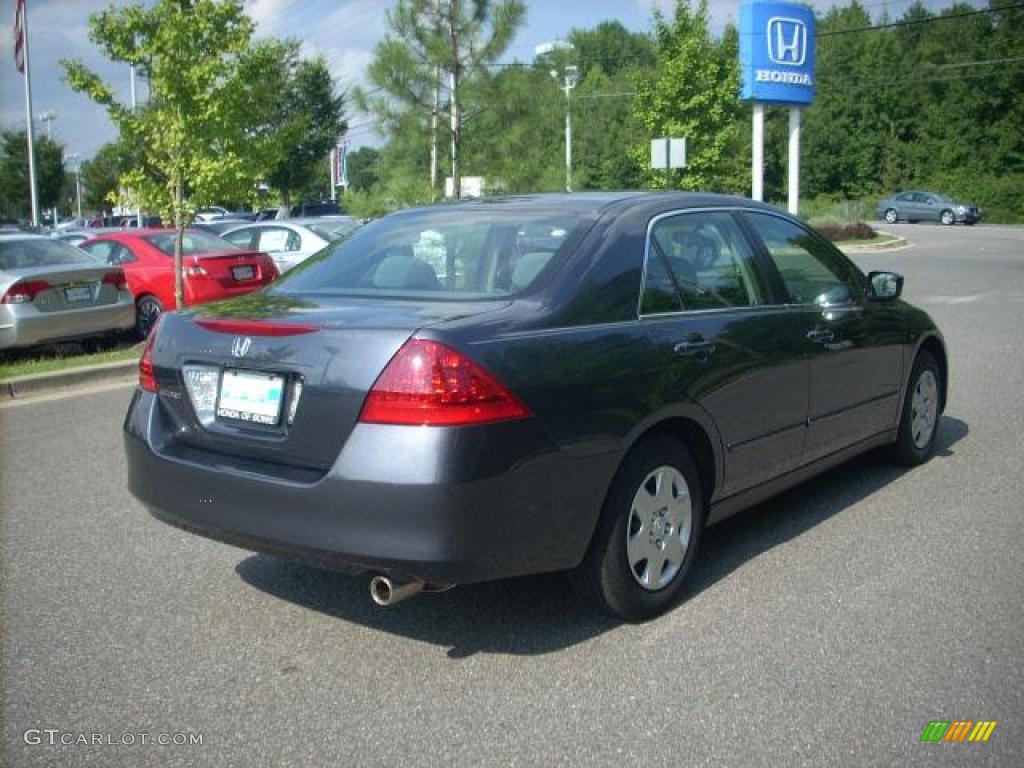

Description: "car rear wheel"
891 351 942 466
571 436 704 621
884 208 898 224
136 295 164 339
940 210 955 226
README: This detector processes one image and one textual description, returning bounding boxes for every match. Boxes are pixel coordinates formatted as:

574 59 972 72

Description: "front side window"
273 209 590 299
744 213 863 306
641 211 764 314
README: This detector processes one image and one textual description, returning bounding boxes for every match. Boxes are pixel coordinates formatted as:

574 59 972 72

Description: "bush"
810 221 876 242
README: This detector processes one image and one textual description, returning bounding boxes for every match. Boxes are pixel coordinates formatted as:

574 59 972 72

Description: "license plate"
232 265 255 281
64 285 92 303
216 370 284 425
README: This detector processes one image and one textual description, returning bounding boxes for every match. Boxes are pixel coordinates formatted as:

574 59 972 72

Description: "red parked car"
80 229 279 337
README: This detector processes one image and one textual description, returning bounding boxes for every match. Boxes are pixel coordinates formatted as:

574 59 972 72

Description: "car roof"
0 233 48 242
398 191 782 217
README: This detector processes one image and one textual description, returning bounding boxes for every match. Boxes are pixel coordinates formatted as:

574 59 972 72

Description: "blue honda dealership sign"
740 1 816 105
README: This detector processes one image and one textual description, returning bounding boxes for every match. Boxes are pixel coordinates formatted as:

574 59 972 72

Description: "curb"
838 232 909 254
1 359 139 401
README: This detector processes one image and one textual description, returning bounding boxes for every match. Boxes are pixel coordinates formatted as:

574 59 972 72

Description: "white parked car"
220 217 361 274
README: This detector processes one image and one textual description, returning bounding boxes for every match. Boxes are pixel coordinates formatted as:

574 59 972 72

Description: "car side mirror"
868 271 903 301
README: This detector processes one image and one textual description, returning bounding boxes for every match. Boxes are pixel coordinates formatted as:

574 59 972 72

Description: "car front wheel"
885 208 898 224
891 351 942 466
571 436 704 621
940 209 955 226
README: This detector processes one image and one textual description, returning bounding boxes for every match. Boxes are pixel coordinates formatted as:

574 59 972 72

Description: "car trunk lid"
148 293 510 471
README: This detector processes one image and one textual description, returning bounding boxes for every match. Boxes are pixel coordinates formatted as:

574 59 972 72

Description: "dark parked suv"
125 193 947 620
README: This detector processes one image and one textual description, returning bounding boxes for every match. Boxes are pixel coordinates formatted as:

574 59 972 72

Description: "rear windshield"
272 208 590 299
0 238 98 271
307 220 360 242
144 230 240 256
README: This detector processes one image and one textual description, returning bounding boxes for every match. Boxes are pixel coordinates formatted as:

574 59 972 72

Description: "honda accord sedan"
125 193 947 620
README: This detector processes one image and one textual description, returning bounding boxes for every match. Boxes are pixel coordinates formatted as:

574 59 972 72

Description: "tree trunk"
173 172 184 310
448 5 460 200
276 190 291 219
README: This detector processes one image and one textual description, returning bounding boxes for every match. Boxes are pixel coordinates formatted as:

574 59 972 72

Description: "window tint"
223 228 257 249
273 209 588 299
745 213 863 305
643 212 763 313
1 238 99 270
144 231 239 255
640 249 683 314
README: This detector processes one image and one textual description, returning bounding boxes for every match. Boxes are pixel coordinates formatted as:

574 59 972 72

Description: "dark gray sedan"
875 190 980 225
125 193 947 620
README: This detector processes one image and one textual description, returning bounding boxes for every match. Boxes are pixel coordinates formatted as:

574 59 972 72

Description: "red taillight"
102 269 127 291
139 315 163 392
359 339 531 426
2 279 50 304
193 317 319 336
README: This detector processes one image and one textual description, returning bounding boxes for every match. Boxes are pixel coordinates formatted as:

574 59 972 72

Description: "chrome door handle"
806 328 834 343
674 339 716 358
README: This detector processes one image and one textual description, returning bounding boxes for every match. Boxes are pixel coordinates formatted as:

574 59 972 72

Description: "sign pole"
788 106 801 214
752 103 764 202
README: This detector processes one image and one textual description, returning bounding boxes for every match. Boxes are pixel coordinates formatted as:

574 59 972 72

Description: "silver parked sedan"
220 217 361 274
0 234 135 350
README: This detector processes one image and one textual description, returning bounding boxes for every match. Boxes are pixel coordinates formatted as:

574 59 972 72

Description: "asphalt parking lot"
2 222 1022 767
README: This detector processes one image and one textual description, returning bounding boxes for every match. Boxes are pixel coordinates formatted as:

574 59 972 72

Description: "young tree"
0 129 66 219
358 0 526 199
630 0 743 191
62 0 281 310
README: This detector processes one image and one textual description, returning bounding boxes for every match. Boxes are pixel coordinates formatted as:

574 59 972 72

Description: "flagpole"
18 0 40 227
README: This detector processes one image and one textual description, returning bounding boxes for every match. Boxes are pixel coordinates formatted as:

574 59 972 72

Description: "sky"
0 0 976 162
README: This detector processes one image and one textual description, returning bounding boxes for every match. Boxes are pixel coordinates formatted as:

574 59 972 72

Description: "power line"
818 2 1024 37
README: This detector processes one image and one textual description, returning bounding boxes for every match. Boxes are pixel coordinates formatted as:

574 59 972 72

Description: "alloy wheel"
911 369 939 449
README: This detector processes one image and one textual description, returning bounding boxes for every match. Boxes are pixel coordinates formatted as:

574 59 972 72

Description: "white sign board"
445 176 485 199
650 137 687 169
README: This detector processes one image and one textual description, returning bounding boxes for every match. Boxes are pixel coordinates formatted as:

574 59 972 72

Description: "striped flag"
13 0 26 74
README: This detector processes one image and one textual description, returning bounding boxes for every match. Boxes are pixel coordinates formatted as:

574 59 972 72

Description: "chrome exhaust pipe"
369 575 425 607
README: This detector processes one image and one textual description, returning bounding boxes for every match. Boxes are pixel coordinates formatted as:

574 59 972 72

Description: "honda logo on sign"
767 17 807 66
231 336 252 358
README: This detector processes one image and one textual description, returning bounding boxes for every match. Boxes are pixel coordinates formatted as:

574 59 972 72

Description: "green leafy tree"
630 0 743 191
262 44 348 215
80 142 127 216
62 0 282 309
0 129 66 219
357 0 526 199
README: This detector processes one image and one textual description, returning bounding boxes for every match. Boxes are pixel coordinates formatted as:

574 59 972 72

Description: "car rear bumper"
0 299 135 349
124 389 616 584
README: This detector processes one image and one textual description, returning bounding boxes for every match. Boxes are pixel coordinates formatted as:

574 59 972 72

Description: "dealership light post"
66 152 83 219
550 64 579 193
740 1 816 214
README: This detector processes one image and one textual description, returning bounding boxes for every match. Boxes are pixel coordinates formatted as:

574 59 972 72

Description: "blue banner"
739 1 816 105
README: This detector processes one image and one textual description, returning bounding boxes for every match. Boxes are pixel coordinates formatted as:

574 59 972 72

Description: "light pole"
66 153 83 219
38 109 55 140
550 64 578 193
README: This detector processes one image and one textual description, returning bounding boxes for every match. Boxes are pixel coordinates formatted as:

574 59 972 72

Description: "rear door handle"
674 338 716 358
806 328 834 343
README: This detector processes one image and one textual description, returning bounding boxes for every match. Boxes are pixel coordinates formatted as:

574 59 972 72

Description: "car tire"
135 295 164 340
891 351 942 466
884 208 898 224
940 210 955 226
571 436 704 621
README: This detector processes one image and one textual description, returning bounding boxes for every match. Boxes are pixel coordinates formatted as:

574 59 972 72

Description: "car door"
640 210 811 498
742 212 904 461
893 192 914 220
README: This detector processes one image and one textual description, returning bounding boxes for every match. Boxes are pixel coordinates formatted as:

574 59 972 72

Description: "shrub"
811 221 876 242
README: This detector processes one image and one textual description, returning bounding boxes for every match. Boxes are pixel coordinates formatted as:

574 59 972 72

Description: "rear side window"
222 228 257 250
641 212 764 314
274 209 591 299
